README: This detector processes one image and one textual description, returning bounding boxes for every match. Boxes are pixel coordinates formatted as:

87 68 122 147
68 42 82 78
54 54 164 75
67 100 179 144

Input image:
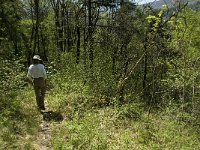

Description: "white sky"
136 0 158 4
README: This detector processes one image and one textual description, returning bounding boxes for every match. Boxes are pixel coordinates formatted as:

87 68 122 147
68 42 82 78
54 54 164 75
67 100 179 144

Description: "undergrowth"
0 59 200 149
48 71 200 150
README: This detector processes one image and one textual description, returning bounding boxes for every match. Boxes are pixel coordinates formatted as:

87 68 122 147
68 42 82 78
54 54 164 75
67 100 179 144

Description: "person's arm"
43 69 47 80
27 67 33 86
44 70 47 85
41 64 47 85
26 78 33 86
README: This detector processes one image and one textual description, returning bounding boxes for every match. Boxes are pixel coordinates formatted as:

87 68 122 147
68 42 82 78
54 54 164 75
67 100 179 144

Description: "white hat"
33 55 41 60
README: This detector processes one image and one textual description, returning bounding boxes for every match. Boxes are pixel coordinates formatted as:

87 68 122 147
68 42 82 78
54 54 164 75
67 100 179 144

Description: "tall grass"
48 70 200 149
1 57 199 149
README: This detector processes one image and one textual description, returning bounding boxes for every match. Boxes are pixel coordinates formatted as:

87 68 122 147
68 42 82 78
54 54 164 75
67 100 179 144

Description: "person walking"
27 55 47 111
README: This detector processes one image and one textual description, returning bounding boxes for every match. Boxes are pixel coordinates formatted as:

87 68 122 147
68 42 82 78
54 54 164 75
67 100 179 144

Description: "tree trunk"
33 0 40 54
143 39 148 100
88 0 93 68
76 26 81 64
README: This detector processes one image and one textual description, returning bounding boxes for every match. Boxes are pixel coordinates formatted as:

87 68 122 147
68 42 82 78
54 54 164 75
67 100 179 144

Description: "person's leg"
34 78 45 110
33 85 40 109
39 78 46 110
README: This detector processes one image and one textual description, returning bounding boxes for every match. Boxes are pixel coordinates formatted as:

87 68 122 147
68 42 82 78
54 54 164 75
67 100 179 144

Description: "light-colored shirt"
27 64 47 80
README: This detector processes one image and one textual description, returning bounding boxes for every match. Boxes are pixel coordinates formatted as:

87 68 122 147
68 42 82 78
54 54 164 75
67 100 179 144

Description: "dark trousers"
33 77 46 109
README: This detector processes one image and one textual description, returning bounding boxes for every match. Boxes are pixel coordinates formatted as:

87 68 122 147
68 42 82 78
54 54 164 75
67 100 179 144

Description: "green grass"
51 106 200 150
0 87 43 149
0 75 200 150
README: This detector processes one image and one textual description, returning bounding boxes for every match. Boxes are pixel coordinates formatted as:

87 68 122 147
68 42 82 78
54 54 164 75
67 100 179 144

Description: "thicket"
0 0 200 149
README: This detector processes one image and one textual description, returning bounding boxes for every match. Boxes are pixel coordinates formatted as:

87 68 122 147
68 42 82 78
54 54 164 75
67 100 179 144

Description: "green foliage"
0 58 41 149
0 58 26 110
1 0 200 149
161 8 200 106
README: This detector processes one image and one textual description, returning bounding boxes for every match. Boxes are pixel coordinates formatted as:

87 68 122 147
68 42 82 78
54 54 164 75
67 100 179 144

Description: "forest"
0 0 200 149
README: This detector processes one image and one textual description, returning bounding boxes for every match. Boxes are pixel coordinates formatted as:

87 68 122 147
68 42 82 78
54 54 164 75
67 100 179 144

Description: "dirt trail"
31 98 64 150
34 120 53 150
33 111 64 149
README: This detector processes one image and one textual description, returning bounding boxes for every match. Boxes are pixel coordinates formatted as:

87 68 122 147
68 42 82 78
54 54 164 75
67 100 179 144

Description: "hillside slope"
148 0 200 9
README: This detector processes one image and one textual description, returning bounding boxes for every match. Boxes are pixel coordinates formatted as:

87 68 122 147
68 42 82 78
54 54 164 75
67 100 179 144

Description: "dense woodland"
1 0 200 149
